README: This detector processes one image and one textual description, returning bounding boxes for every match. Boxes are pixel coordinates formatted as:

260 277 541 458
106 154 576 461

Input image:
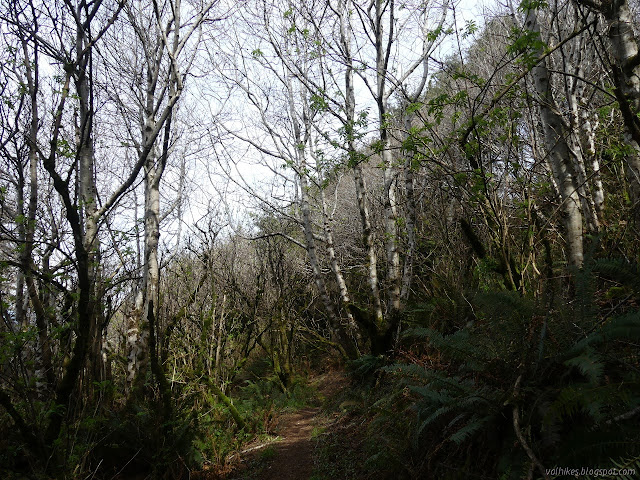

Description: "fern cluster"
364 258 640 479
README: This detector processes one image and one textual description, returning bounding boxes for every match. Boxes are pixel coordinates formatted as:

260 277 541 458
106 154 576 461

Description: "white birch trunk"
600 0 640 220
563 46 598 232
281 71 346 345
318 177 361 345
339 0 385 328
214 294 226 385
400 114 417 302
73 13 105 383
525 8 584 268
580 108 605 216
371 0 448 312
124 0 200 388
373 0 402 313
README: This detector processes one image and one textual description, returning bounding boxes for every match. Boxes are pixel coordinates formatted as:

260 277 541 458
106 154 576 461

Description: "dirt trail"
252 406 320 480
227 371 347 480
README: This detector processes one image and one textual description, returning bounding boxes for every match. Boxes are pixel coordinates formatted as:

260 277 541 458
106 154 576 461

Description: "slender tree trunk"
75 14 103 385
283 70 355 355
297 158 347 346
38 35 98 452
352 164 384 326
125 291 145 392
18 32 56 392
128 25 174 394
580 107 605 217
600 0 640 222
381 131 402 312
373 0 402 313
339 0 384 333
401 110 418 302
525 8 584 267
206 379 248 431
564 42 600 232
398 1 447 302
215 294 226 384
318 175 362 349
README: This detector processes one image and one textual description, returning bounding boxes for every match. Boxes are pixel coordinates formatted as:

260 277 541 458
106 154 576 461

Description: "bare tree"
575 0 640 223
105 0 219 415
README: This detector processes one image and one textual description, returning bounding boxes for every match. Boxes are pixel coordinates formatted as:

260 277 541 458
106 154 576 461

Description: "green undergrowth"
191 366 320 473
0 364 322 479
237 373 321 416
311 360 400 480
312 258 640 480
202 364 324 480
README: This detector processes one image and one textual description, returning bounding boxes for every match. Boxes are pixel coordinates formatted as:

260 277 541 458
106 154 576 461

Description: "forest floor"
221 370 350 480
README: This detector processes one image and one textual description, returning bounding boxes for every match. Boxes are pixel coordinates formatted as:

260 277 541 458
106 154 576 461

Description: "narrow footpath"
226 371 347 480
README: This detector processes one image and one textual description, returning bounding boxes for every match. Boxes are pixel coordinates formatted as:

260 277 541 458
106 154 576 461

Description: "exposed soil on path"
244 406 320 480
224 371 348 480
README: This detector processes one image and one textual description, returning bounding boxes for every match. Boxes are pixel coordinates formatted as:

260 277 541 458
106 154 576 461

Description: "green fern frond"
401 326 433 339
384 363 429 379
563 348 604 384
600 311 640 341
349 354 386 380
559 310 640 362
456 391 500 410
408 385 452 404
610 453 640 479
449 415 491 445
544 383 631 425
417 405 454 437
578 452 640 480
474 291 534 320
593 259 640 292
446 412 467 430
402 327 488 364
612 453 640 469
426 372 475 395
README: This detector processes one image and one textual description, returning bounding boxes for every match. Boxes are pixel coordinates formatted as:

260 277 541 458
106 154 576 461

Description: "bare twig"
511 376 549 480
